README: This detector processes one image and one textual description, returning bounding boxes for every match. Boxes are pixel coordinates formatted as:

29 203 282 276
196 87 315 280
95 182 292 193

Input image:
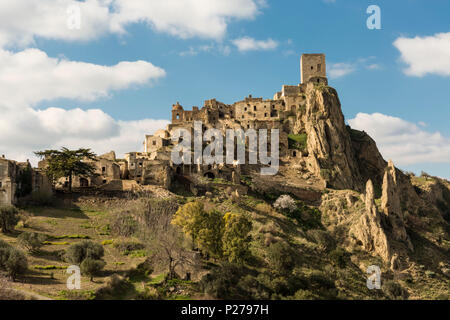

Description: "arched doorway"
80 178 89 187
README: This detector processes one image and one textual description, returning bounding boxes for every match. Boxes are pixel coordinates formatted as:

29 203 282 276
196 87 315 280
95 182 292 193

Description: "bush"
329 248 348 269
199 263 250 299
267 242 295 275
273 195 297 213
306 229 335 252
81 258 106 281
110 212 138 237
18 232 47 253
113 240 145 254
65 240 104 265
0 206 19 233
0 243 28 281
382 280 409 300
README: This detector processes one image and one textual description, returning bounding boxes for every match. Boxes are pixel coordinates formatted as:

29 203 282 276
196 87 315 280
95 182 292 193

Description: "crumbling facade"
0 155 51 206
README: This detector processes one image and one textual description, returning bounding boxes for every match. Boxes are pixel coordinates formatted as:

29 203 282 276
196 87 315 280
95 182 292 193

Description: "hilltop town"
0 54 449 300
2 54 329 206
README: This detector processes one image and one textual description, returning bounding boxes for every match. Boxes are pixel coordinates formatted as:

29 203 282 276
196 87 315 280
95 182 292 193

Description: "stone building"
1 155 51 206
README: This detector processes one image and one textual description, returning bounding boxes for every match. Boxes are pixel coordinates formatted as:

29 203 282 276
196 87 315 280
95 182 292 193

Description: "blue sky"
0 0 449 178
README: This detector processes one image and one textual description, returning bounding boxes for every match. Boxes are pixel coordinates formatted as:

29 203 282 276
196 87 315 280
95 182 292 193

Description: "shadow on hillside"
26 206 89 219
21 270 62 286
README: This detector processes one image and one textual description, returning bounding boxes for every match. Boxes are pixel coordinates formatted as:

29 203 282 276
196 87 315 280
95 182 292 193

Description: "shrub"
0 245 28 281
80 258 106 282
110 212 138 237
306 229 335 252
199 263 249 299
273 195 297 213
267 242 295 275
329 248 348 269
0 206 19 233
382 280 409 300
113 240 145 254
17 232 47 253
65 240 104 264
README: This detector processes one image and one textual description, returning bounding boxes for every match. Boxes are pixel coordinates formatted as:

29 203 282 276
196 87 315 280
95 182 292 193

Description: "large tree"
34 148 97 191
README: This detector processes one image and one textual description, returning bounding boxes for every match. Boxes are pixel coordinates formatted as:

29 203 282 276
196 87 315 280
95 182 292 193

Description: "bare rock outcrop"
381 160 413 251
351 179 391 262
300 83 362 190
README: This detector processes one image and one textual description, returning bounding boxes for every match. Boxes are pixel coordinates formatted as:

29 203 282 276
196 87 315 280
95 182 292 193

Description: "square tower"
300 54 327 84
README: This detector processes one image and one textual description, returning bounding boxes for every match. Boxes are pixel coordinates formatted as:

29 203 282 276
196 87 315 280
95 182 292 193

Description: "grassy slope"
1 182 448 300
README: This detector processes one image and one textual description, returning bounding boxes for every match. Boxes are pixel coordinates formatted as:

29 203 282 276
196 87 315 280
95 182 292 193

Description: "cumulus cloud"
0 106 169 164
0 48 165 108
232 37 278 52
394 32 450 77
348 112 450 166
0 0 263 47
0 48 168 163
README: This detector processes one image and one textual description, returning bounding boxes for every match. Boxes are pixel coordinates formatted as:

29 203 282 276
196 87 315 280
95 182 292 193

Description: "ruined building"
32 54 330 194
0 155 51 206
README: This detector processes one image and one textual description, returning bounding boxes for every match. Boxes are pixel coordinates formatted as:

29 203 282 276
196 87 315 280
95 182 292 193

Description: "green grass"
33 265 68 270
288 134 307 151
148 273 166 285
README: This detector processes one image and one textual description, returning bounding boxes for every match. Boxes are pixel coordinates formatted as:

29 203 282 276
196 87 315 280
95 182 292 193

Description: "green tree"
171 201 205 245
34 147 97 192
0 206 19 233
172 202 224 259
222 213 252 264
196 210 224 259
17 232 47 253
65 240 104 264
65 241 106 281
0 241 28 281
80 258 106 282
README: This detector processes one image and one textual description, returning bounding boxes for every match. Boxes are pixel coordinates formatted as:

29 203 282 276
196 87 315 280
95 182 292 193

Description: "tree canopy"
34 147 97 191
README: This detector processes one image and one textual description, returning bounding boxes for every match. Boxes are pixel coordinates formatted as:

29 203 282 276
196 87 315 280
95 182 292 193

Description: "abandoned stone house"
0 155 51 206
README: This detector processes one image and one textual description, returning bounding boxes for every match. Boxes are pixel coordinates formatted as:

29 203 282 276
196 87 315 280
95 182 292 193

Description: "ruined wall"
0 158 16 206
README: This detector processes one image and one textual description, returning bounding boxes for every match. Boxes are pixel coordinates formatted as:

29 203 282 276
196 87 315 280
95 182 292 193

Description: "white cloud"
232 37 278 52
348 113 450 166
327 57 381 79
328 63 356 79
0 0 263 48
394 32 450 77
0 0 112 48
0 106 169 165
0 48 168 163
0 48 165 108
111 0 262 40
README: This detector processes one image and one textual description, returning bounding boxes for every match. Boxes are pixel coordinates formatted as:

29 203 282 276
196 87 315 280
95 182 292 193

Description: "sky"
0 0 449 178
